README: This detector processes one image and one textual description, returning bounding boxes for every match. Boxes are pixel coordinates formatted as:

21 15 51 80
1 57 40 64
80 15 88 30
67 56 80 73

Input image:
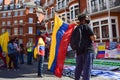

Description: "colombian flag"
38 37 45 55
34 37 45 58
48 14 76 77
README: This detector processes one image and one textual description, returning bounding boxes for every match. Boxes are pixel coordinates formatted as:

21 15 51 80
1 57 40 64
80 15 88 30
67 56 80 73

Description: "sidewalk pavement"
0 60 109 80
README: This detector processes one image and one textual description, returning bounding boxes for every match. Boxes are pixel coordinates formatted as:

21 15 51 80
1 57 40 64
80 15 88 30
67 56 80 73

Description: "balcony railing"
55 5 68 11
109 0 120 8
89 0 120 14
99 3 107 10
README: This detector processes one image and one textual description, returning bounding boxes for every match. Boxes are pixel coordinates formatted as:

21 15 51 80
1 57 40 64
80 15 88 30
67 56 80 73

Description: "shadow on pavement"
0 61 54 79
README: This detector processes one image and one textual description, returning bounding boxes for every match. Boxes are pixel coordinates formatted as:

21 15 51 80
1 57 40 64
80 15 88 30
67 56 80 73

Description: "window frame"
28 27 33 34
69 3 79 20
91 16 119 42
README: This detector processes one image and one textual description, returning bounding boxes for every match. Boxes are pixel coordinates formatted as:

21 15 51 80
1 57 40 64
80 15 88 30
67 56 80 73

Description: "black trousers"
8 54 17 69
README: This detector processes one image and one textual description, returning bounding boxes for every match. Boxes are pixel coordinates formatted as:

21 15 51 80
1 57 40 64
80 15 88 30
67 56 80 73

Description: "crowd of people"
6 33 51 71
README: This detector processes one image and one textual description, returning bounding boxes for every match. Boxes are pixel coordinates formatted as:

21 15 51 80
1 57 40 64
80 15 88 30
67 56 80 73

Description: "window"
101 20 109 38
92 17 118 42
0 1 2 6
29 8 33 13
14 11 18 16
111 19 117 37
66 0 69 3
62 0 65 7
10 4 14 9
16 4 20 9
51 8 54 17
8 12 11 17
51 21 54 31
7 29 11 35
0 6 2 10
28 27 33 34
14 28 18 35
14 20 18 24
19 39 23 44
61 14 65 21
93 27 100 38
70 4 79 19
99 0 107 10
57 0 67 9
74 5 79 18
2 29 5 33
58 1 61 9
7 21 11 25
4 5 8 10
29 18 33 23
101 25 109 38
20 11 24 16
28 38 33 43
19 20 23 24
2 22 5 26
2 13 6 17
91 0 98 12
67 13 70 23
19 27 23 35
93 22 100 39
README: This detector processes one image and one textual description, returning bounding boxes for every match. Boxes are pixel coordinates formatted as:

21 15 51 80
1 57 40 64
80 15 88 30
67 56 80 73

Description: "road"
0 59 109 80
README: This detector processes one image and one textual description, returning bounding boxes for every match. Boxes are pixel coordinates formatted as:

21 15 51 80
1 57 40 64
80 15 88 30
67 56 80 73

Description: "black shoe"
37 75 43 78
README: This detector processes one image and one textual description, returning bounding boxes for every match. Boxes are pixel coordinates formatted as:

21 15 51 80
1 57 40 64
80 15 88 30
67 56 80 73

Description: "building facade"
87 0 120 42
0 0 40 45
41 0 87 34
41 0 120 43
3 0 119 45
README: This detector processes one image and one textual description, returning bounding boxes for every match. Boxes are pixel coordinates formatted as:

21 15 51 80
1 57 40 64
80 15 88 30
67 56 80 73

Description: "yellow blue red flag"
48 14 76 77
0 32 9 67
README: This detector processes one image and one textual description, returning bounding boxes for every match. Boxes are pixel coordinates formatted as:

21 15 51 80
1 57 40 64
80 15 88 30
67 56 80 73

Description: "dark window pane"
93 27 100 39
112 24 117 37
101 25 109 38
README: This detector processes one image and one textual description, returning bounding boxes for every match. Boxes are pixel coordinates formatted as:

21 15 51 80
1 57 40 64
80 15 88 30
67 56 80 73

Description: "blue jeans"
15 52 20 68
27 52 33 64
75 53 94 80
20 53 24 64
38 55 44 76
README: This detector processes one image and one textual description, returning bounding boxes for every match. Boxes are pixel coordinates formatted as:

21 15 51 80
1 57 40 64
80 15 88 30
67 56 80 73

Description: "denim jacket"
8 43 16 55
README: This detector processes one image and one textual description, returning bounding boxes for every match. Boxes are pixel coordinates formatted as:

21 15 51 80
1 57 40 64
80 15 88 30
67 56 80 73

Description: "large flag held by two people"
48 14 76 77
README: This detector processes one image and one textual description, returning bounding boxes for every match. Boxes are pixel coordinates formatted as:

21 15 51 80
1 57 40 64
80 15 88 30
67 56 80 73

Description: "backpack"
70 26 82 51
70 25 88 54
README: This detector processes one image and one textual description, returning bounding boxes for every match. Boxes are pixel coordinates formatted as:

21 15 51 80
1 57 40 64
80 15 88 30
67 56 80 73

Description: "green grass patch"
65 59 120 67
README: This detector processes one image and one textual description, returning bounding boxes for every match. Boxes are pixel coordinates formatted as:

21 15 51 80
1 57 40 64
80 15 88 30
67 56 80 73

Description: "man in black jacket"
75 13 96 80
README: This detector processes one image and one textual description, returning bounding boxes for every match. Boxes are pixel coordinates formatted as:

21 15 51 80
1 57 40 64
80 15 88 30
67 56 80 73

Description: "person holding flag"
48 14 76 77
35 6 46 78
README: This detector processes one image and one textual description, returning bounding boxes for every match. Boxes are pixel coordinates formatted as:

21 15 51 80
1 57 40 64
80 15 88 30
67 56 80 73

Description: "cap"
36 6 45 14
78 13 87 20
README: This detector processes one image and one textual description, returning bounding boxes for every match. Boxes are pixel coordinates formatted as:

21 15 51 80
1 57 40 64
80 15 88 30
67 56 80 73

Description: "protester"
36 6 46 77
45 34 51 61
36 32 45 77
26 40 33 65
72 13 96 80
13 37 20 68
7 39 17 70
19 43 25 64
